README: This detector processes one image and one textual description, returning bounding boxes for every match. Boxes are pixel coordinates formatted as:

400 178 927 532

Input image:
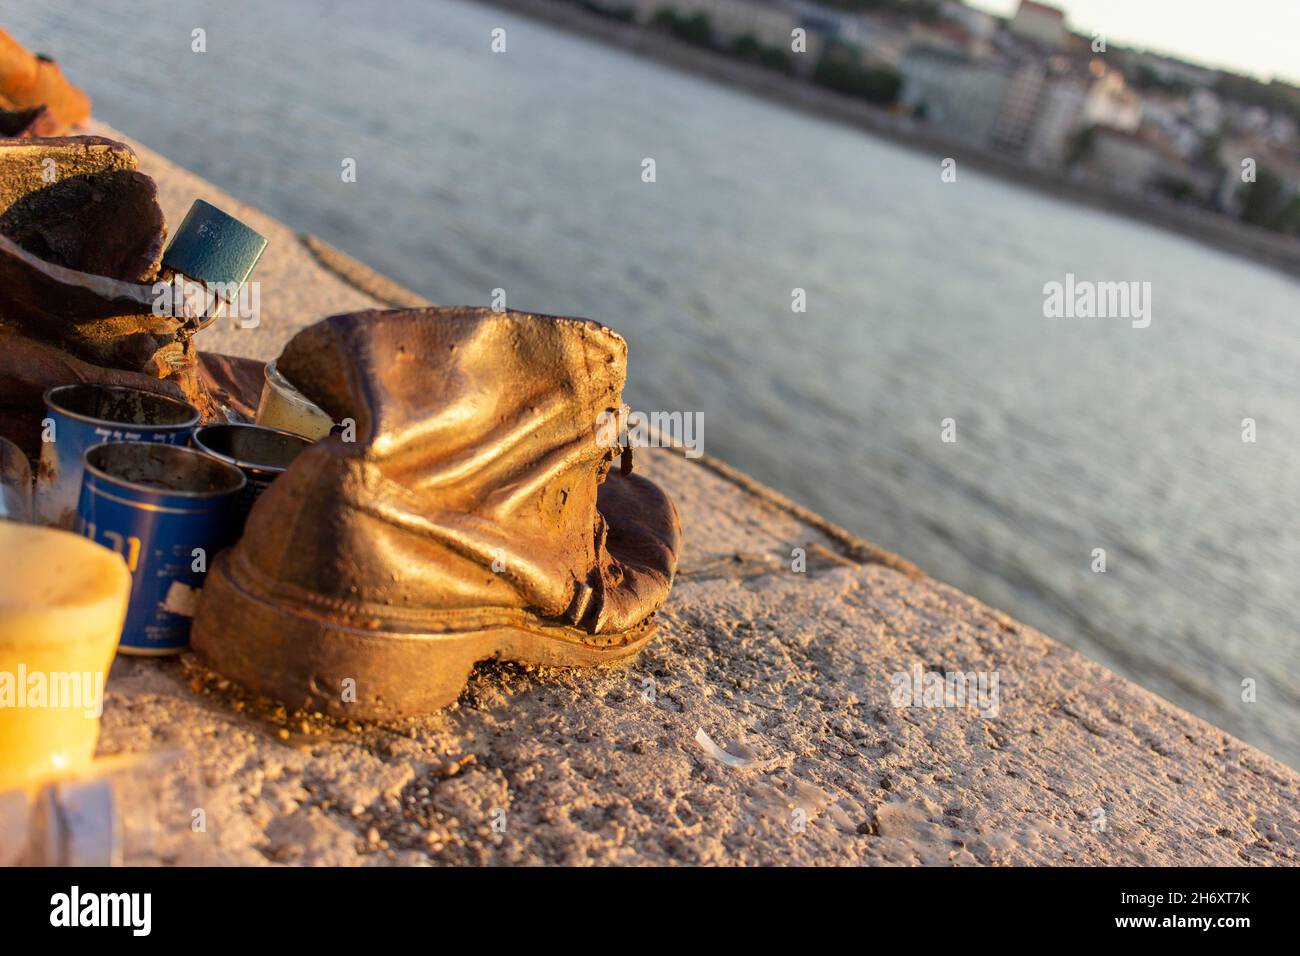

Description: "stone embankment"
91 126 1299 865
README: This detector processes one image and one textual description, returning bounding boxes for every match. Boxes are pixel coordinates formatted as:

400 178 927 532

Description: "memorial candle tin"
74 442 245 655
37 384 200 529
254 360 335 440
190 422 311 527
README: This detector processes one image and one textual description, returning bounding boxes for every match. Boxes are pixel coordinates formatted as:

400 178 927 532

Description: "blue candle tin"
190 423 311 528
75 441 246 655
37 384 200 529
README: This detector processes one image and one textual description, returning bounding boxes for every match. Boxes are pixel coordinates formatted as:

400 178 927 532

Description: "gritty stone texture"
89 125 1300 866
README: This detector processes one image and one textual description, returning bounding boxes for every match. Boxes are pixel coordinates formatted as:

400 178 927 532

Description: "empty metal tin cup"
191 423 310 524
37 385 199 529
75 442 245 655
255 360 335 440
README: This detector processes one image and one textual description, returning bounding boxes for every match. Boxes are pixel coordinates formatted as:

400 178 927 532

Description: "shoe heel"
192 554 490 719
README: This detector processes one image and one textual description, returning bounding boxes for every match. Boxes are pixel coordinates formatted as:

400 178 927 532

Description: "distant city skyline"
966 0 1300 86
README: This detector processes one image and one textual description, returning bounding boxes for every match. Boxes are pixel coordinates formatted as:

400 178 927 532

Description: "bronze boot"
0 135 183 453
0 136 269 453
0 28 93 135
191 307 682 718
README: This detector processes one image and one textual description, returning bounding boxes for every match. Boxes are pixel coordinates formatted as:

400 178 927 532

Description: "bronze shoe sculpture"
0 135 267 453
192 308 683 718
0 136 181 453
0 28 92 135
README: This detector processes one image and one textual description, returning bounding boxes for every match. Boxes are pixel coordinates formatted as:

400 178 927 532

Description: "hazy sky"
967 0 1300 85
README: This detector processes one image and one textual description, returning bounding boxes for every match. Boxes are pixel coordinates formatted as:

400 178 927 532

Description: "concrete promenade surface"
90 124 1299 866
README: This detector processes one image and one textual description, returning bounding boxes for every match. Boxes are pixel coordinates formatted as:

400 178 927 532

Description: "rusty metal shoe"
191 307 682 718
0 28 92 135
0 135 184 452
0 136 268 450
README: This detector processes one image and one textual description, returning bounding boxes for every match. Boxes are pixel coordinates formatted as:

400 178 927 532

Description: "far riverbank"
475 0 1300 279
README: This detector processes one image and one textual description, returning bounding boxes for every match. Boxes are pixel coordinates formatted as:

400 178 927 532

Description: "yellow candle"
0 524 130 789
255 359 334 440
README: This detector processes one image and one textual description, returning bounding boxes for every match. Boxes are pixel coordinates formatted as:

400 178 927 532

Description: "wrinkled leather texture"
0 137 165 281
237 307 681 636
0 326 189 458
0 137 176 366
195 350 264 422
0 135 218 440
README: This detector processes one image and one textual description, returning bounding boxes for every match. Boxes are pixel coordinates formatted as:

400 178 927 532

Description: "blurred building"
899 46 1010 146
1027 75 1088 165
783 1 909 66
632 0 812 57
939 0 999 57
1123 49 1219 90
1008 0 1067 49
1145 102 1202 159
1082 69 1142 131
1186 87 1223 135
1217 138 1300 222
1077 127 1171 190
854 19 914 67
991 61 1048 151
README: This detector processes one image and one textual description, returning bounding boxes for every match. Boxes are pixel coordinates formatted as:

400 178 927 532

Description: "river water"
6 0 1299 766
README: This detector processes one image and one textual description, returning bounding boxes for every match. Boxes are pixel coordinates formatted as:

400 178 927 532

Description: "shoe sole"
190 551 656 720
